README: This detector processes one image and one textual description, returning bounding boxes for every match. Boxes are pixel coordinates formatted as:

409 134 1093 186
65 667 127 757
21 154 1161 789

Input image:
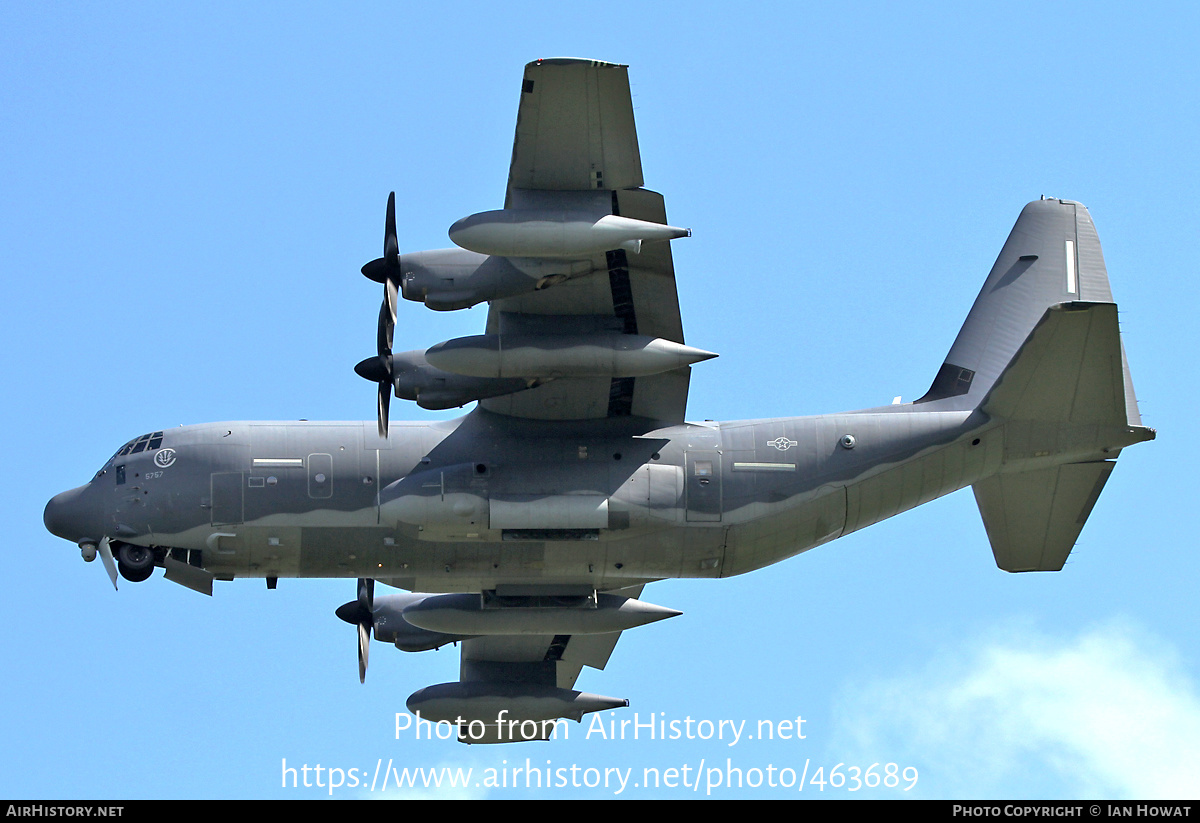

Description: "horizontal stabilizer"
973 460 1114 572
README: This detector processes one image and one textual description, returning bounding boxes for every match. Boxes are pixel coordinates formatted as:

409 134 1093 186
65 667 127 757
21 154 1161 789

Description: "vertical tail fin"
923 199 1153 571
917 198 1140 426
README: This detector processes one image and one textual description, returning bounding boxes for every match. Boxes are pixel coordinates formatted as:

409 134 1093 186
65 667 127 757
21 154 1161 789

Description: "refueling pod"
425 332 717 379
449 208 690 259
407 682 629 728
401 592 682 636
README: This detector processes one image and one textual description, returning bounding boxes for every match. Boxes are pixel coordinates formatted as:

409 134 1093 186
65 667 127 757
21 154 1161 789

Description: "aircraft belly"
294 527 401 577
189 503 386 576
243 526 302 577
396 522 726 592
723 485 847 577
717 410 981 574
843 428 998 535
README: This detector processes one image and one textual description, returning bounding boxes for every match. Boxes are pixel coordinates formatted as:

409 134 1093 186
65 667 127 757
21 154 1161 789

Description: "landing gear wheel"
116 543 155 583
117 560 153 583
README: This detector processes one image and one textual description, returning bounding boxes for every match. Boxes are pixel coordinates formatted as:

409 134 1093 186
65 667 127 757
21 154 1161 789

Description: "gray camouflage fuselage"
44 393 1143 591
42 59 1154 742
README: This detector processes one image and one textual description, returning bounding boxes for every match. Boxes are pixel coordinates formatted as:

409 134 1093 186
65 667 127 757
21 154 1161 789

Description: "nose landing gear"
115 542 156 583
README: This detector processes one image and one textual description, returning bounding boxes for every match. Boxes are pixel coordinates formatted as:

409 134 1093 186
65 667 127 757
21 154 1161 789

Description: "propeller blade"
377 379 391 438
356 578 375 683
385 277 398 327
98 537 118 591
374 300 395 438
361 192 401 284
384 191 398 264
357 621 370 684
383 191 400 322
377 301 394 357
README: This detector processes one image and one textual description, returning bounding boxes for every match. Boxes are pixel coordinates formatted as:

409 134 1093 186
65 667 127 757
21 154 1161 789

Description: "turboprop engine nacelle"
368 593 473 652
388 350 537 409
448 209 690 259
387 249 594 311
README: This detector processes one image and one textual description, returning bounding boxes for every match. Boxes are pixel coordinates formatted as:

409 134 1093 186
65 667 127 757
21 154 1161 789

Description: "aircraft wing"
480 59 694 424
504 58 643 200
385 62 695 742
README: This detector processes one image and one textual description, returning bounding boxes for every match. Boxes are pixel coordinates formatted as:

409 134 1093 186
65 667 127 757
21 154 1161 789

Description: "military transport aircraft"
44 58 1154 744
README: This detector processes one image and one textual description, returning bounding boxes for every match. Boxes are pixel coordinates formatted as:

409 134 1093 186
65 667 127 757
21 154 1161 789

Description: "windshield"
96 431 166 478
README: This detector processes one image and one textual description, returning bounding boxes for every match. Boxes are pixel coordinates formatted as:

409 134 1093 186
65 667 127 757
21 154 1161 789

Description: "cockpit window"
114 431 165 458
99 431 166 478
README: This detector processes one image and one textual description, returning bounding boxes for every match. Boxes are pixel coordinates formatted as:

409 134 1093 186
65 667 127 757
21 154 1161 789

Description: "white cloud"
830 619 1200 798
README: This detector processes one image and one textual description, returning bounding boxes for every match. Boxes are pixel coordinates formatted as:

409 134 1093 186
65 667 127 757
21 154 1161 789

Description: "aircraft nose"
44 485 101 544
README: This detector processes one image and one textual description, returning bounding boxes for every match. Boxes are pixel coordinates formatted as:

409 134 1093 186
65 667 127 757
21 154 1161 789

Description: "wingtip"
528 57 627 69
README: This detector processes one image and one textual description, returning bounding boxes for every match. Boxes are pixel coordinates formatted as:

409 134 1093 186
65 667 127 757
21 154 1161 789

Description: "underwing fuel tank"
448 209 690 258
401 593 682 636
425 332 717 379
407 682 629 726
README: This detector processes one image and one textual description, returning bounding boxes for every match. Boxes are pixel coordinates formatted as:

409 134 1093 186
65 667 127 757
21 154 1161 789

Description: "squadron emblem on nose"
154 449 177 468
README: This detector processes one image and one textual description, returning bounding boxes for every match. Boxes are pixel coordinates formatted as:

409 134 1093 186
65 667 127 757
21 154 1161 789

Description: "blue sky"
3 2 1198 799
